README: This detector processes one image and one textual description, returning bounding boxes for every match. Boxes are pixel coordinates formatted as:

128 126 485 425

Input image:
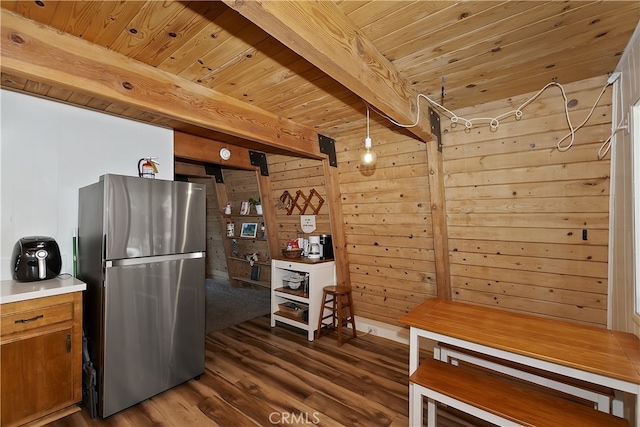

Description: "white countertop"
0 275 86 304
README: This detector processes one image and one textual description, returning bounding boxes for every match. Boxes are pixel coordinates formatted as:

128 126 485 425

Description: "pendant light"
360 104 377 166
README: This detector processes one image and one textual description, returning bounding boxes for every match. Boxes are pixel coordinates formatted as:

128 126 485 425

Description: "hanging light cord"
372 77 618 157
366 103 370 139
598 118 628 159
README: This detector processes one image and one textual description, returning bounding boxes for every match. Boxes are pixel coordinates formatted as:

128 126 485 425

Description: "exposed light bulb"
360 136 376 166
360 105 376 166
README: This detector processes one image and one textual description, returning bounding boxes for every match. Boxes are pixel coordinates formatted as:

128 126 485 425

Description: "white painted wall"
608 21 640 336
0 89 173 280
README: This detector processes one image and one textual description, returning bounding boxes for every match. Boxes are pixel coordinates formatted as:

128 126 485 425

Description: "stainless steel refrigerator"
77 174 206 418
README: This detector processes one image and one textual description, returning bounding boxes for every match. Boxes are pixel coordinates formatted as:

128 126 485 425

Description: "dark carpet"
205 279 271 334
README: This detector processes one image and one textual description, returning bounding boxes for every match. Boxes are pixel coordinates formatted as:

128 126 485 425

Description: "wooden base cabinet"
1 292 83 427
271 259 336 341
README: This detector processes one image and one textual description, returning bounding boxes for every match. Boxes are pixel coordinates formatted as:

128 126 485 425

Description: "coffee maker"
307 236 321 259
319 234 333 260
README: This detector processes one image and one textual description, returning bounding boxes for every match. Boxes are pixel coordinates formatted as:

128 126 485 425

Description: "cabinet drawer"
1 301 74 337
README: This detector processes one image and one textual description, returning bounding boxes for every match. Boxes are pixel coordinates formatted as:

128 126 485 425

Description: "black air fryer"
12 236 62 282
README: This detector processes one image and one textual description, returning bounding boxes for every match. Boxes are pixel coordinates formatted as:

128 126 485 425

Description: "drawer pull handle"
14 314 44 324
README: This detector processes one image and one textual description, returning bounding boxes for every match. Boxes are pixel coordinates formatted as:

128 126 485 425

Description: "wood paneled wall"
190 76 615 330
443 76 612 327
334 119 438 326
294 76 613 328
191 177 228 282
267 155 332 250
222 169 262 214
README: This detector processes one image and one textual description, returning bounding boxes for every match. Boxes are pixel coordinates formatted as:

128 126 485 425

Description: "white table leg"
410 327 419 374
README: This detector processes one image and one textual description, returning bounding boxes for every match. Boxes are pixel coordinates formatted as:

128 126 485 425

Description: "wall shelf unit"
271 258 336 341
231 276 269 288
223 214 270 288
214 169 273 289
227 256 270 265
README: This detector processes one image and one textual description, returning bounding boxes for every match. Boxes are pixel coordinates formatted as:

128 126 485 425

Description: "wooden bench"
410 358 630 427
436 342 618 414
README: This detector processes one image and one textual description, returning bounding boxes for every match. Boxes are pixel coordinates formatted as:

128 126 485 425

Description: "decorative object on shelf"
249 197 262 215
226 221 235 237
250 265 261 281
300 215 316 233
224 202 232 215
278 188 325 216
282 274 305 289
245 252 259 266
304 189 324 214
282 238 303 258
231 239 239 257
260 223 266 239
291 190 307 215
297 237 308 256
278 191 293 211
240 223 258 238
240 201 250 215
282 248 303 259
279 301 308 320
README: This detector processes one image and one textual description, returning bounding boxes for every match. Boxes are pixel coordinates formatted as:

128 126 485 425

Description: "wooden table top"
399 298 640 385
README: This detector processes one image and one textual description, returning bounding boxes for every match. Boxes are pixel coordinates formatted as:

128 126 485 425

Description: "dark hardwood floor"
46 315 477 427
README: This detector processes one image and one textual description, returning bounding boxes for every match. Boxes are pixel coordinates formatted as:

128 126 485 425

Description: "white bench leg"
412 382 522 426
597 394 611 413
426 398 437 426
410 382 436 427
612 389 624 417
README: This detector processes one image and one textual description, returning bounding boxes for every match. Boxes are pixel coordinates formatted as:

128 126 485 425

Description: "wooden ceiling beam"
174 131 256 170
222 0 450 300
222 0 434 143
0 9 324 159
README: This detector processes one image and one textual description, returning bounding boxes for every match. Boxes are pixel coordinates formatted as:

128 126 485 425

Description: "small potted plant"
249 197 263 215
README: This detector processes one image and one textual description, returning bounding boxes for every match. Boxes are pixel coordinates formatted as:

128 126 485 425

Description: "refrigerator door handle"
105 252 204 267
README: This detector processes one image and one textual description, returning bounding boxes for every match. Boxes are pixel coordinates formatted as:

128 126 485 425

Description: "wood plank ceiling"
1 0 638 155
